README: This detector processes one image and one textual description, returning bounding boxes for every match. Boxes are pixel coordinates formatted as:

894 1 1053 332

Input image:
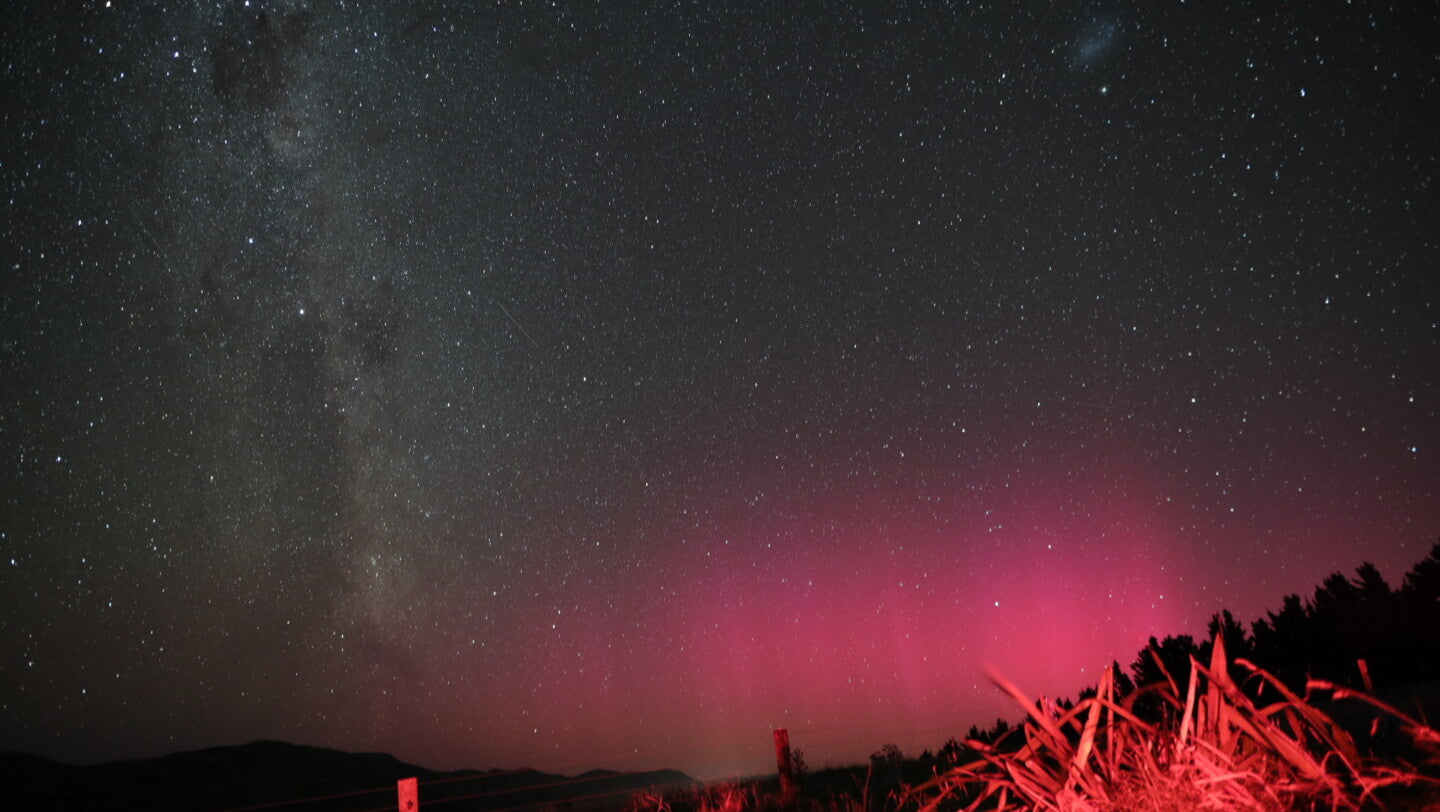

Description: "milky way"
2 1 1437 780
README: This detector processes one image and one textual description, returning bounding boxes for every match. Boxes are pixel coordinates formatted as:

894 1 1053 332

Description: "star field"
1 0 1437 780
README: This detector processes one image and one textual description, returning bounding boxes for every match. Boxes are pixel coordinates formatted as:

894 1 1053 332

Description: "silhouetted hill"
0 741 696 811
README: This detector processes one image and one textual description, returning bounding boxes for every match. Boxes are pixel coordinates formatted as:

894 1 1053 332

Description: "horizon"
3 0 1436 787
8 548 1436 782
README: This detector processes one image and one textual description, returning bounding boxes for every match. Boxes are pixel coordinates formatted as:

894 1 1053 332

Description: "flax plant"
904 633 1440 811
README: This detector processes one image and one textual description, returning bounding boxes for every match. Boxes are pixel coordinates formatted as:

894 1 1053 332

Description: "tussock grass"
903 633 1440 811
631 630 1440 812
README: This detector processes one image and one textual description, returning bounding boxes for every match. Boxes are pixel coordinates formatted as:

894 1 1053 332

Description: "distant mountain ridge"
0 740 696 811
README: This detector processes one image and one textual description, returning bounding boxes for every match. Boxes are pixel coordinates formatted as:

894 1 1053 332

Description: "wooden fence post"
774 728 795 798
397 776 418 811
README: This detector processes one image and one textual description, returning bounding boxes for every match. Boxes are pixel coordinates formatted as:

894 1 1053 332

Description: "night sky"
2 0 1437 782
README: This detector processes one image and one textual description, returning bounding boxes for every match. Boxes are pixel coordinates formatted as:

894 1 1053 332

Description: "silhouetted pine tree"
1129 634 1199 722
1251 593 1311 689
1348 562 1406 683
1312 570 1373 681
938 737 972 766
1402 541 1440 598
967 718 1010 747
1398 541 1440 681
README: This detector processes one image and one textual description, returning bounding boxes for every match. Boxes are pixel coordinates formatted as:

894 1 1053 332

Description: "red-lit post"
397 776 418 811
774 728 795 799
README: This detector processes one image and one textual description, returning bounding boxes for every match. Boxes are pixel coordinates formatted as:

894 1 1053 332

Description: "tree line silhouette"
875 540 1440 773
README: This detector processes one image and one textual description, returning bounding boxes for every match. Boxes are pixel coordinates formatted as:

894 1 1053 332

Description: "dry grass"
631 632 1440 812
902 633 1440 811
